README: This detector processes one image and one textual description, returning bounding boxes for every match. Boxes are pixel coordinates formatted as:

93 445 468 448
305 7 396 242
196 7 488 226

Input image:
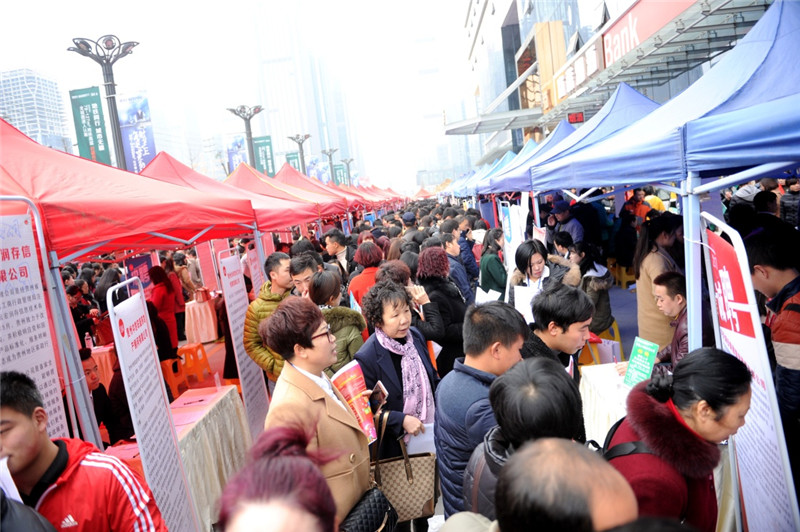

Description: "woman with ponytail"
605 348 752 532
632 213 683 348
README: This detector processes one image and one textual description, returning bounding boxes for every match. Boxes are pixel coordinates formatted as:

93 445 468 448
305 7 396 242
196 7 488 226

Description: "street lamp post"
227 105 263 167
341 158 354 186
287 134 311 175
68 35 138 171
321 148 338 184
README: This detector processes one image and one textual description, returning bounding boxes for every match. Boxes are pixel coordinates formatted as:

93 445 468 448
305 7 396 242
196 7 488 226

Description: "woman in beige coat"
633 213 683 349
261 297 370 522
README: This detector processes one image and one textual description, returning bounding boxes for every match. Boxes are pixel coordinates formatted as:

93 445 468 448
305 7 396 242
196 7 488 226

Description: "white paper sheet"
514 285 539 324
475 287 501 304
406 423 436 455
0 457 21 503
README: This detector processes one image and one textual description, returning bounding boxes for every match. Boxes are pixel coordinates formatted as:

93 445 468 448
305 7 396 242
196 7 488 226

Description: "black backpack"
602 416 653 461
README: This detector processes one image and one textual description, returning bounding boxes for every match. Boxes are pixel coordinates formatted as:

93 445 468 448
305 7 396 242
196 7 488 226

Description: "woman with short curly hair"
355 280 439 531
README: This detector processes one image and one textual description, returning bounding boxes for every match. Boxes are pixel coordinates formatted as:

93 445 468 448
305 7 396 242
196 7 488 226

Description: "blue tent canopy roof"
488 120 575 193
530 83 659 186
528 0 800 190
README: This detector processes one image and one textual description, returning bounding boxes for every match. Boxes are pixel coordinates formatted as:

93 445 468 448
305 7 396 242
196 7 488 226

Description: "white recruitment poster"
218 253 270 441
0 214 68 437
499 202 514 271
247 250 265 292
507 201 528 275
108 283 200 532
701 213 800 531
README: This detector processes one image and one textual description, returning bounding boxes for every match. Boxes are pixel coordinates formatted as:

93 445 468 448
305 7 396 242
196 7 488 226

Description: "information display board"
701 213 799 531
218 253 270 441
108 284 200 531
0 214 68 437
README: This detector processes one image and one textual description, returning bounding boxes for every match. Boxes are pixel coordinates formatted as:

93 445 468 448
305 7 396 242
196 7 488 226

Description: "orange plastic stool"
178 343 212 381
160 359 188 399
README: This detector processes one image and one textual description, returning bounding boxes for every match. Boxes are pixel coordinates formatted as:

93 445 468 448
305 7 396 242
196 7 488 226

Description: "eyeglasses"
311 324 335 342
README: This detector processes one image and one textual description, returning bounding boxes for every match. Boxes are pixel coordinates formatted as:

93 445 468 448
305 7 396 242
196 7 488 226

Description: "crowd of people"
4 177 798 531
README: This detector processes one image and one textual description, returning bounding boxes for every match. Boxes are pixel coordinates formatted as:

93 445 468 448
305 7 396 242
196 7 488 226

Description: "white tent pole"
253 228 268 282
683 171 703 351
691 161 798 195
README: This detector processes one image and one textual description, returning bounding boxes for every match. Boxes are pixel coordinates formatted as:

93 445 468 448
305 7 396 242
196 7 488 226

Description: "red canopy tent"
225 163 347 218
271 162 367 210
414 187 433 199
340 184 385 206
0 119 254 261
141 153 320 231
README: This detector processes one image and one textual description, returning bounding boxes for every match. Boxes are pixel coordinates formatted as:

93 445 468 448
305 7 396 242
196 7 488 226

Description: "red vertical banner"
261 233 275 256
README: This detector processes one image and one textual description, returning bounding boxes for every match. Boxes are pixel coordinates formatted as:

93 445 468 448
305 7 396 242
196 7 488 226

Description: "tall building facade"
448 0 770 169
1 68 72 152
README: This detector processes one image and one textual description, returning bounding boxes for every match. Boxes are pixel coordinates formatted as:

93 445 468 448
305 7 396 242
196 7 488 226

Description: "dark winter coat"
780 189 800 229
354 327 438 460
419 276 467 377
448 253 475 306
411 301 446 343
462 427 509 520
607 382 720 532
434 359 498 518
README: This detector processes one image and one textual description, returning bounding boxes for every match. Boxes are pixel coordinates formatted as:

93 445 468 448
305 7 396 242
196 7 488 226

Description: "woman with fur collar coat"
606 349 752 532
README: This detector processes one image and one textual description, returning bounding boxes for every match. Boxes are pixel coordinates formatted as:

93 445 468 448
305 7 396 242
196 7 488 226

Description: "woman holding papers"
605 348 751 532
355 280 440 532
507 239 580 309
260 297 370 523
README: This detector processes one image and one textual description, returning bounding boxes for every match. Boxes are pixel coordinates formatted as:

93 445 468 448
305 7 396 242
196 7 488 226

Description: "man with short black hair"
442 233 474 305
0 371 166 530
323 229 356 275
289 253 317 297
243 252 293 381
401 212 421 243
522 284 594 382
79 348 131 445
435 302 528 518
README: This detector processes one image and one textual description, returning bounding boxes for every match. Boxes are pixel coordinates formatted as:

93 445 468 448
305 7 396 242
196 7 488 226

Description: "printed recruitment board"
0 214 68 437
701 213 799 531
218 253 269 441
108 283 200 531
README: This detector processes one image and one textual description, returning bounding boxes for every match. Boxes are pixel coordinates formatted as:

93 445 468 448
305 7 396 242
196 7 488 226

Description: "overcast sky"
1 0 466 190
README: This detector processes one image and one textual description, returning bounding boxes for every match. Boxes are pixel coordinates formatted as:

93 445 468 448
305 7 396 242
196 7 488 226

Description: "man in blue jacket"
442 233 475 306
434 302 528 517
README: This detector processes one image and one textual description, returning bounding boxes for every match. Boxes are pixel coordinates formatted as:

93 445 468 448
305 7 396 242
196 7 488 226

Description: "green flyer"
623 336 660 387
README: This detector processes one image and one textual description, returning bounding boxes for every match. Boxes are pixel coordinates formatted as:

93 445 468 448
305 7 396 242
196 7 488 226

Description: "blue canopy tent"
471 137 539 194
523 0 800 364
530 83 659 187
443 169 475 195
454 163 494 197
686 92 800 174
473 150 517 195
487 120 575 193
528 0 800 192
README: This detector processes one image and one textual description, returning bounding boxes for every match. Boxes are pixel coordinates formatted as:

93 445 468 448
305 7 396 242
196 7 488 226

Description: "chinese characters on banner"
227 136 247 173
117 92 157 173
124 254 154 297
69 87 111 165
218 254 269 441
253 136 275 177
110 291 199 531
0 214 68 437
704 222 799 530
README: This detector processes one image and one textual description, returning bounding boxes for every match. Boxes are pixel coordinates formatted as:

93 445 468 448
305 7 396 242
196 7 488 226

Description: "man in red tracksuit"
0 371 166 531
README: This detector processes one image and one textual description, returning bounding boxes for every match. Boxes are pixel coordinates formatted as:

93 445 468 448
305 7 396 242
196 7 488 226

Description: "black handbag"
339 486 398 532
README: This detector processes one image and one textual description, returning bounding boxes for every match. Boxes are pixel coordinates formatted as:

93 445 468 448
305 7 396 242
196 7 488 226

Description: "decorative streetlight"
321 148 338 184
227 105 263 167
287 134 311 175
68 35 138 171
341 157 354 186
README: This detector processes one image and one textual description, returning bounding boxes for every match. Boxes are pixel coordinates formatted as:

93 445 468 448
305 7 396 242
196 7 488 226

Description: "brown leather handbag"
371 412 438 523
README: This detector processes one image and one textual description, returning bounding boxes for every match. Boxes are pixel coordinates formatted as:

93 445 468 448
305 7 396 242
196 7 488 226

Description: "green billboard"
69 87 111 165
253 136 275 176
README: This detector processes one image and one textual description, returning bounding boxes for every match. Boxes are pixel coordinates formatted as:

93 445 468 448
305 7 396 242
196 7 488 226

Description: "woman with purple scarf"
355 280 440 532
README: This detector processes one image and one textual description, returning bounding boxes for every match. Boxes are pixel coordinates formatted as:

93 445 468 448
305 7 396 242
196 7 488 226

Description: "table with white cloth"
579 363 631 444
185 299 218 344
91 344 116 391
106 385 251 531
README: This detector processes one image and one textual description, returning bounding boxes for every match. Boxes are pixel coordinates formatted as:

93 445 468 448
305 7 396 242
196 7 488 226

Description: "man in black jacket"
521 284 594 384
